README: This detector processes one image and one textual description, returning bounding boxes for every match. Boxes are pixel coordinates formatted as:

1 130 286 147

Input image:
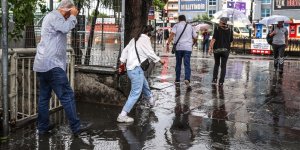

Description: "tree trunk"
125 0 152 46
84 0 100 65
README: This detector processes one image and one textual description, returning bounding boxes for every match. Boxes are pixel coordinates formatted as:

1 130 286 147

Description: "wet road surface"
1 54 300 150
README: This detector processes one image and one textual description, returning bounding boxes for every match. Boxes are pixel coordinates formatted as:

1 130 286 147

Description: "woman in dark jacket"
208 17 233 86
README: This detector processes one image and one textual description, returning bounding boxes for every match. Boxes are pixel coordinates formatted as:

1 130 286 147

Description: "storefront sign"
179 0 207 12
274 0 300 10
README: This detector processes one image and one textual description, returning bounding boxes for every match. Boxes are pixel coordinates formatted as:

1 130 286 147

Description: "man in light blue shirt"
166 15 197 89
33 0 90 135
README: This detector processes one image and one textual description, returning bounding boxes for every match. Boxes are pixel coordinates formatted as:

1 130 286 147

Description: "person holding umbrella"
208 17 233 86
269 21 288 74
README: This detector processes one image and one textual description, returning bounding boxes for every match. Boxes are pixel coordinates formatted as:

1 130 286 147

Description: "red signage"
251 49 271 55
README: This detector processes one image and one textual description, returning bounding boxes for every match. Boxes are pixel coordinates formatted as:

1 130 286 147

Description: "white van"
233 23 250 37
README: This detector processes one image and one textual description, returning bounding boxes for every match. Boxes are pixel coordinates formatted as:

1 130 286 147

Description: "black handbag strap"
134 39 142 64
174 23 188 46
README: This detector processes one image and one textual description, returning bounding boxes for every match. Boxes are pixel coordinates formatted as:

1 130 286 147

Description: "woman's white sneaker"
117 114 134 123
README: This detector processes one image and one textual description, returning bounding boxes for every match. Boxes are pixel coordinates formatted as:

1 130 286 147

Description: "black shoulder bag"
135 39 150 71
172 23 188 54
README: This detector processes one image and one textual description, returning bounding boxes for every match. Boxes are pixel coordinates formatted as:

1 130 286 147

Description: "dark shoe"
74 122 93 136
39 123 55 135
212 79 217 85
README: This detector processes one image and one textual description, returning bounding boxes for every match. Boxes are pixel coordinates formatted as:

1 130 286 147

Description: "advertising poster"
251 39 271 54
227 1 246 14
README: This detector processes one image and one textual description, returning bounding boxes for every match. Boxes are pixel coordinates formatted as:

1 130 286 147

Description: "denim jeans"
122 66 152 113
213 51 229 83
272 44 285 71
175 50 192 82
37 67 80 133
202 40 209 53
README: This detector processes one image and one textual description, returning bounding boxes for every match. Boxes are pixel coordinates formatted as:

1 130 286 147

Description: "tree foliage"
194 13 213 22
0 0 47 41
153 0 165 10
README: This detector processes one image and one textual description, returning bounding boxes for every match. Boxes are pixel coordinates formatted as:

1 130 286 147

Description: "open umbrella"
212 8 251 26
259 15 290 26
194 24 211 32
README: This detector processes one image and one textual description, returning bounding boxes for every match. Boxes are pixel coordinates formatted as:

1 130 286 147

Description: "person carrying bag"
117 25 165 123
166 15 197 89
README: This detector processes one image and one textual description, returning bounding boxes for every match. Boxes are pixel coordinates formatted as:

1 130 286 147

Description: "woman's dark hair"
135 25 154 41
178 15 186 22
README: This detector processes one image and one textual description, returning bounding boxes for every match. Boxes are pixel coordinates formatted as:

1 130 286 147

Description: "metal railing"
231 37 300 56
0 48 75 126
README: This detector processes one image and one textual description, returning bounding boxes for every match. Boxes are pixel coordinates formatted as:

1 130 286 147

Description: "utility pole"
249 0 254 38
1 0 9 137
50 0 53 11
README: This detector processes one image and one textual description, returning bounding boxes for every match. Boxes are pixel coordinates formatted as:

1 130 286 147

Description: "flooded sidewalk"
1 56 300 150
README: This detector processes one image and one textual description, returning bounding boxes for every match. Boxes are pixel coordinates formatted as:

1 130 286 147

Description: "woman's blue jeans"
122 66 152 113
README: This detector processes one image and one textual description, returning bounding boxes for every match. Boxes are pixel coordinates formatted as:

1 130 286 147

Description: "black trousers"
272 44 285 71
213 51 229 83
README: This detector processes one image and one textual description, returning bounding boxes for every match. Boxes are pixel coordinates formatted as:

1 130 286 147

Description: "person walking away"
164 29 170 42
33 0 91 135
166 15 197 89
208 17 233 86
202 29 210 54
269 21 288 74
117 25 165 123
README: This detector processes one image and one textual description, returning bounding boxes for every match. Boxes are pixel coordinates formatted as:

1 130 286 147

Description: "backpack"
266 32 273 45
266 26 274 45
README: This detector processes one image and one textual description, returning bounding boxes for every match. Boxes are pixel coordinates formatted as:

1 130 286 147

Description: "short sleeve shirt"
171 21 197 51
272 27 288 45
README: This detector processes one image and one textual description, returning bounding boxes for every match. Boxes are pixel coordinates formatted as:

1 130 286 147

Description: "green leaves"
0 0 46 41
153 0 165 10
194 13 213 22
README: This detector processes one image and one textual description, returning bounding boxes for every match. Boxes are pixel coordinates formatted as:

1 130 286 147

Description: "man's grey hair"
57 0 75 9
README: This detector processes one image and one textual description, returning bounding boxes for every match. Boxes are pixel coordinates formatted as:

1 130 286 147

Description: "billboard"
179 0 207 12
274 0 300 10
227 1 246 14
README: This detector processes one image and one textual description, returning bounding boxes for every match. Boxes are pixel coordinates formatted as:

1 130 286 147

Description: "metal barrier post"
9 53 17 125
1 0 10 137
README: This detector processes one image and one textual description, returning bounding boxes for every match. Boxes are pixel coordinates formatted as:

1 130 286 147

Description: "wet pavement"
1 53 300 150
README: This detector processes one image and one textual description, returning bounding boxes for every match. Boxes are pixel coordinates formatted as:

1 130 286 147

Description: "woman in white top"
117 25 165 123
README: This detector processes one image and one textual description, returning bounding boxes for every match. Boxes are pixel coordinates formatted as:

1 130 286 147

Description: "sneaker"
74 122 93 136
117 114 134 123
184 80 191 87
212 79 217 85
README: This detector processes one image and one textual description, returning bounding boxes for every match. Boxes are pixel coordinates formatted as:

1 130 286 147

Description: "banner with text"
251 39 271 55
180 0 207 12
227 1 246 14
274 0 300 10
